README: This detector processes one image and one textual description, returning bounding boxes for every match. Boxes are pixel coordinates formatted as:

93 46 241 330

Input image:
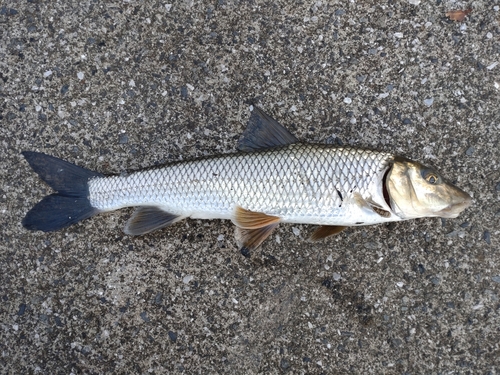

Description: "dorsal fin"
237 107 298 152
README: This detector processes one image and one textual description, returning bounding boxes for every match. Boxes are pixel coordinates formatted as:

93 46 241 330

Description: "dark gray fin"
235 224 279 257
233 206 281 229
237 107 298 152
124 207 183 235
309 225 347 241
22 151 103 232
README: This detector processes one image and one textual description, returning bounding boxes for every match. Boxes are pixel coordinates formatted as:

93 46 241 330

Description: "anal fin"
310 225 347 241
236 224 279 257
124 207 183 235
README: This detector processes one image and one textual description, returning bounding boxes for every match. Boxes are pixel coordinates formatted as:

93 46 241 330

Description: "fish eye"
421 169 440 185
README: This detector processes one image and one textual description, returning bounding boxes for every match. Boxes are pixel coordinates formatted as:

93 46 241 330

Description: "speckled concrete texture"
1 0 499 373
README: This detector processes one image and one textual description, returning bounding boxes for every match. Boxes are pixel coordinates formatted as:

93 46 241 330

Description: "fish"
22 107 472 257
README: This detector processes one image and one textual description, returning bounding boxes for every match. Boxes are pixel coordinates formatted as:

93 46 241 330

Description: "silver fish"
22 108 472 256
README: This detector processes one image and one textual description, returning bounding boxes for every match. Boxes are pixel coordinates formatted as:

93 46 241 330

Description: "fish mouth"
437 194 473 218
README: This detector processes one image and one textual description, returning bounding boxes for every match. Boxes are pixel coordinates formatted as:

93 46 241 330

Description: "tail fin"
22 151 104 232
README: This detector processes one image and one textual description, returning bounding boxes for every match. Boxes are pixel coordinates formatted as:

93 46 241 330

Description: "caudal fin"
22 151 104 232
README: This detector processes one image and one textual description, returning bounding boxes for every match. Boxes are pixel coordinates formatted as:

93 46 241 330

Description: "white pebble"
333 272 341 281
292 227 300 236
129 79 135 87
165 4 172 11
77 72 84 80
396 282 404 288
186 83 194 91
35 105 42 112
486 32 493 39
486 61 499 70
182 275 193 284
217 234 224 241
43 70 52 78
394 32 404 38
408 0 420 5
423 98 434 107
343 97 352 104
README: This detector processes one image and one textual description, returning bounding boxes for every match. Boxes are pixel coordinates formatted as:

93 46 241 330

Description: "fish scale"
88 144 395 226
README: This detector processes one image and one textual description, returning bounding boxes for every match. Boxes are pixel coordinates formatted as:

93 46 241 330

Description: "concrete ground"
1 0 499 373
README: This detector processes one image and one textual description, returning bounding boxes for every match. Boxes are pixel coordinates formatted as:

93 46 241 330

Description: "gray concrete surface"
1 0 499 373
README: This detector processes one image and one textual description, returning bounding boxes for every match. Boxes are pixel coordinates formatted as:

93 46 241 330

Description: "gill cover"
386 158 472 219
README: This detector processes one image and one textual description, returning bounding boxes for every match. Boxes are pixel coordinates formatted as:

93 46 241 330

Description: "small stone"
487 62 498 70
183 275 194 284
168 331 177 342
408 0 420 4
140 312 150 322
343 97 352 104
18 303 26 315
465 147 475 156
402 118 412 125
491 276 500 283
335 9 345 16
394 32 404 38
77 72 84 80
332 272 341 281
423 98 434 107
356 75 367 83
43 70 52 78
60 84 69 95
292 227 300 236
165 4 172 12
483 231 491 245
495 182 500 191
118 133 128 144
180 86 188 98
486 32 493 39
280 359 290 370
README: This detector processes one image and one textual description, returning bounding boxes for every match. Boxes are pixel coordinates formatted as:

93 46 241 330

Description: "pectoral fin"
310 225 347 241
352 193 391 218
124 207 183 235
235 224 280 257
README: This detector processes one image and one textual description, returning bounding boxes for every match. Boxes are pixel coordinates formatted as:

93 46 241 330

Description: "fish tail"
22 151 104 232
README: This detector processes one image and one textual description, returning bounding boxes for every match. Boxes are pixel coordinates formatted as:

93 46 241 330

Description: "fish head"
387 157 472 219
